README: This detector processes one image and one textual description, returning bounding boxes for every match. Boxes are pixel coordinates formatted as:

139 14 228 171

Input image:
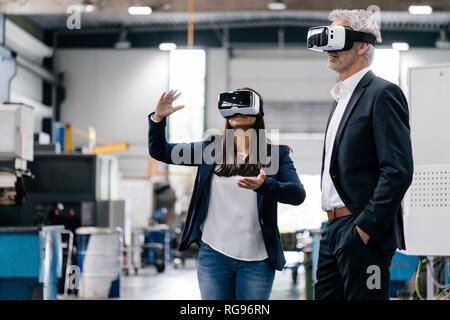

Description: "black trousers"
314 215 396 300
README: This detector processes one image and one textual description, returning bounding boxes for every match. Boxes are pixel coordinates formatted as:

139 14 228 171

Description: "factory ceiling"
21 11 450 33
1 0 450 14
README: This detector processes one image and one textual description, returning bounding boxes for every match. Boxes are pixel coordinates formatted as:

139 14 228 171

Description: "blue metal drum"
75 227 122 299
0 226 63 300
142 225 170 273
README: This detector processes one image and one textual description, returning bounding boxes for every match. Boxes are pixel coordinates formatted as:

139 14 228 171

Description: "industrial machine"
0 225 64 300
402 64 450 299
0 103 34 207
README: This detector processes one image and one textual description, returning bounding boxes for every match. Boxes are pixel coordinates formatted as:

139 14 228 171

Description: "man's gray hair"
328 9 382 64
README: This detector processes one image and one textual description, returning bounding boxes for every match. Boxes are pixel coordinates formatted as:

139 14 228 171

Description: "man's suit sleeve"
354 84 414 239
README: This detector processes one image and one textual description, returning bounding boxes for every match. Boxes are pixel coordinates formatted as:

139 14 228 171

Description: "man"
313 9 414 300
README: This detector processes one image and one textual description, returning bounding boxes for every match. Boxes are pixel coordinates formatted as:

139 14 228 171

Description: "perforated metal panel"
403 64 450 256
406 166 450 210
403 165 450 255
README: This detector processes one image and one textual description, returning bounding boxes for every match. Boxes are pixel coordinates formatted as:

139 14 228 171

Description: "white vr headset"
218 90 262 118
307 25 377 52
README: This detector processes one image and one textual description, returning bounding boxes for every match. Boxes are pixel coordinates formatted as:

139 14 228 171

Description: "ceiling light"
392 42 410 51
128 6 152 15
268 0 286 11
115 31 131 49
77 0 95 13
408 5 433 15
159 43 177 51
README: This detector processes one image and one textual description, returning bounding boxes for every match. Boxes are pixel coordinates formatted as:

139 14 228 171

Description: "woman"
148 88 306 300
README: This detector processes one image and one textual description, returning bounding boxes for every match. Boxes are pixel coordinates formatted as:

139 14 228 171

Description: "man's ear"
357 42 369 56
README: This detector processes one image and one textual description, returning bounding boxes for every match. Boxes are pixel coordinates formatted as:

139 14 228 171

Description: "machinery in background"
0 103 34 207
280 231 304 285
402 64 450 300
0 225 64 300
0 150 127 296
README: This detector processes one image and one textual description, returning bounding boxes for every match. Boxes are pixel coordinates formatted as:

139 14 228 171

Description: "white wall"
205 48 337 132
54 49 169 176
399 49 450 94
229 49 336 103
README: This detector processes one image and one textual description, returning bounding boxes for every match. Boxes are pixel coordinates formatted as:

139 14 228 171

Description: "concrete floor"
120 258 305 300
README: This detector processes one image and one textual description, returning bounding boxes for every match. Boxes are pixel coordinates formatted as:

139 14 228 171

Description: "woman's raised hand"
153 90 184 121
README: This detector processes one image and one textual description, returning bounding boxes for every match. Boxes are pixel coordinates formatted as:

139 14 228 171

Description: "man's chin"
327 63 337 71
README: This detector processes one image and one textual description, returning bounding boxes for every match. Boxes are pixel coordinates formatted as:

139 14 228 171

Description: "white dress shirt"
321 67 371 212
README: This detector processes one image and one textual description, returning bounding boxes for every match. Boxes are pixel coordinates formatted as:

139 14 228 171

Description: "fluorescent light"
159 43 177 51
83 4 95 13
268 1 286 10
408 5 433 15
77 0 95 12
392 42 410 51
128 6 152 15
79 0 95 12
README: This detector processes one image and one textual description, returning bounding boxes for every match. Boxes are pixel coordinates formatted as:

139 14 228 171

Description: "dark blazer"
148 113 306 271
321 70 414 250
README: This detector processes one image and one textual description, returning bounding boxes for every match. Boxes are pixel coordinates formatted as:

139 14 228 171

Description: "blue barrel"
142 225 170 272
0 226 63 300
75 227 122 299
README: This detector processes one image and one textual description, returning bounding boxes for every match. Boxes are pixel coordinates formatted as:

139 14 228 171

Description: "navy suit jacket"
148 113 306 270
320 71 414 250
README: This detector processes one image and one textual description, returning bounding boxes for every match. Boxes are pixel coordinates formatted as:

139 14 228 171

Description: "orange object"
188 0 194 48
93 143 129 154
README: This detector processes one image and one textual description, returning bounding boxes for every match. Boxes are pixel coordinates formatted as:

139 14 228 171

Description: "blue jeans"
197 240 276 300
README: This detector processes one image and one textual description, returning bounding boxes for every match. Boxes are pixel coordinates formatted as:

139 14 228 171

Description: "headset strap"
348 30 377 46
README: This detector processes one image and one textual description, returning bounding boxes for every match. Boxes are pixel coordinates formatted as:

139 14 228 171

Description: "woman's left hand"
237 169 266 190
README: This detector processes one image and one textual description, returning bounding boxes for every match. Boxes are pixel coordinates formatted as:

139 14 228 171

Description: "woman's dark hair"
214 87 292 177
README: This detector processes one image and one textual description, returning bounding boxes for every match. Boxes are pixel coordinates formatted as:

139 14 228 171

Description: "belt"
327 207 352 220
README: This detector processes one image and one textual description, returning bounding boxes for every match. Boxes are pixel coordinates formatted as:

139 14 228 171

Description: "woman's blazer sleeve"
254 148 306 205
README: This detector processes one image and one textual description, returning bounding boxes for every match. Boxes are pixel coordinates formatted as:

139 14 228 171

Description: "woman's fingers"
162 90 172 103
173 105 185 112
173 91 182 101
238 178 258 189
239 177 256 184
158 92 166 104
164 89 181 103
237 181 252 189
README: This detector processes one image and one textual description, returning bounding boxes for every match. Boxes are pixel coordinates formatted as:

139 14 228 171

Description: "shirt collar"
330 67 371 102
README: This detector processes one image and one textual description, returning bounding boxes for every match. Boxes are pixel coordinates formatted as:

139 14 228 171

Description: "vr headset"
218 90 262 118
307 25 377 52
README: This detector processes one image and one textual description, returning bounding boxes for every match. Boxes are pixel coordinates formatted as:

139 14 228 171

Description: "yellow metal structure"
93 143 129 154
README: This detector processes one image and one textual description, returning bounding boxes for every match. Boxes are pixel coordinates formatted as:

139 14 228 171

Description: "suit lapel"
329 71 375 169
320 100 338 184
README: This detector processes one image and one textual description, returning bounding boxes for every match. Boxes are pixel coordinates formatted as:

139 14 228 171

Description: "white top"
201 171 269 261
321 67 371 212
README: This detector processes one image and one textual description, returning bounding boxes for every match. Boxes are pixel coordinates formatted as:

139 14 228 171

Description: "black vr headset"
218 90 263 118
307 25 377 52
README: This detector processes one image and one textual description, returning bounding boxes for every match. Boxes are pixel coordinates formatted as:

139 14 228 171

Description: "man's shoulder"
370 75 402 92
366 75 404 100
